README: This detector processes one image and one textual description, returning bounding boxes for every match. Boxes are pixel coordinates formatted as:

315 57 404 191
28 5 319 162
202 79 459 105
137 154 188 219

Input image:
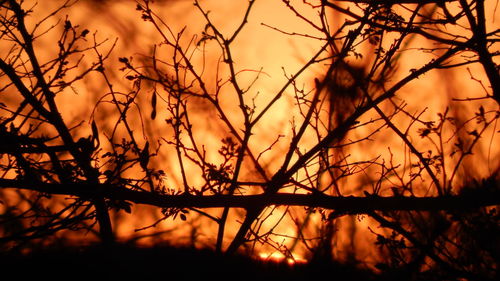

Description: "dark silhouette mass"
0 0 498 280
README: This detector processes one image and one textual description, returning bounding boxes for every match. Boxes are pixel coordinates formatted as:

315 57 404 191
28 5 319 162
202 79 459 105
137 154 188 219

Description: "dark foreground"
0 244 386 281
2 243 473 281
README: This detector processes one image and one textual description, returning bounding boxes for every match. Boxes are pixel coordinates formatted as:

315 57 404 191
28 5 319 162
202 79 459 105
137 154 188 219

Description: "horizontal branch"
1 178 498 213
0 144 70 154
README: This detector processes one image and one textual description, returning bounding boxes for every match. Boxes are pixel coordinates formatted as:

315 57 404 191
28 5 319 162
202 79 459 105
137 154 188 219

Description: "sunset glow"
1 0 499 279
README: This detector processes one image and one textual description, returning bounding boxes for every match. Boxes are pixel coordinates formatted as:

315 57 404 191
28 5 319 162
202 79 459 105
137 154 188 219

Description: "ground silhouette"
1 243 386 281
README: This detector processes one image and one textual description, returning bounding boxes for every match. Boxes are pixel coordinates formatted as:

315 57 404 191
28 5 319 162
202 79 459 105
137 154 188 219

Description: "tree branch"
1 179 497 213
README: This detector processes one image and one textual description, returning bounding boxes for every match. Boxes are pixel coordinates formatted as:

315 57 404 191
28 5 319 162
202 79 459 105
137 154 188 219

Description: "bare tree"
1 0 499 279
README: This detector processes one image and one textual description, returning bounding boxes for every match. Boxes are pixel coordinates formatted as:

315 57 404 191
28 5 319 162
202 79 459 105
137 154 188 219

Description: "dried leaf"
64 20 72 30
81 29 89 37
91 119 98 143
139 141 150 170
151 91 157 120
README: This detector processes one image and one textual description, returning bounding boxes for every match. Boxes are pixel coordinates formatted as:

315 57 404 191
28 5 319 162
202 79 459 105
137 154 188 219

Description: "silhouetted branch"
1 0 499 277
1 178 497 212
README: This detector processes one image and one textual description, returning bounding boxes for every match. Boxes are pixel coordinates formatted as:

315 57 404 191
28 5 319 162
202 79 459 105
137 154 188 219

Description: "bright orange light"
258 251 307 265
2 1 498 273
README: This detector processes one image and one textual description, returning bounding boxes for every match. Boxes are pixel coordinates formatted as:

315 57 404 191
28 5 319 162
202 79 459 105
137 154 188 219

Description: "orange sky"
3 0 499 265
